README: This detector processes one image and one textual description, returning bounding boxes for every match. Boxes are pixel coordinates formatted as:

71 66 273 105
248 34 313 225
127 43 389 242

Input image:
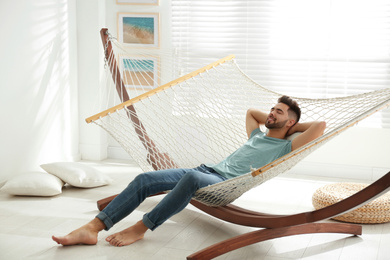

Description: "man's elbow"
316 121 326 135
246 108 260 121
246 108 256 115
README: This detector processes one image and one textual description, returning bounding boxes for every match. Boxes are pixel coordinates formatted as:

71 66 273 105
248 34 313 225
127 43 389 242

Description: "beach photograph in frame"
116 0 159 5
120 56 160 90
118 13 160 48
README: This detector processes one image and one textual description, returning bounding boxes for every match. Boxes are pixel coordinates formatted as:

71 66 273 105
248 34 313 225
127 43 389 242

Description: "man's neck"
266 129 287 139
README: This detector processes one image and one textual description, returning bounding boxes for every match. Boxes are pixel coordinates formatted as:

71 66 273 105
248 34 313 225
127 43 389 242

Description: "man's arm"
246 108 267 138
288 121 326 151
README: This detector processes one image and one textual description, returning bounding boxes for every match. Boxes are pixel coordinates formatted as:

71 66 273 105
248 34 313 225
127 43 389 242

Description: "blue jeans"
96 164 227 231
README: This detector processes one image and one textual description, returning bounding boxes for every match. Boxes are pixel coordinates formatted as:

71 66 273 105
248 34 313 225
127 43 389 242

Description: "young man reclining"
52 95 326 247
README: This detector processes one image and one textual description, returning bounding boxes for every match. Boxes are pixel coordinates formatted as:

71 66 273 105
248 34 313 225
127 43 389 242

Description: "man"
52 95 326 247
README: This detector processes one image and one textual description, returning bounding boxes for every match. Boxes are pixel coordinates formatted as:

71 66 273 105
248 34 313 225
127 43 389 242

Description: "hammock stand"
92 29 390 259
97 173 390 259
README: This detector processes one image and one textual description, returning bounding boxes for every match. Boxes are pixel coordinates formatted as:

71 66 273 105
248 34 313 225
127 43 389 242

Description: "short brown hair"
278 95 301 123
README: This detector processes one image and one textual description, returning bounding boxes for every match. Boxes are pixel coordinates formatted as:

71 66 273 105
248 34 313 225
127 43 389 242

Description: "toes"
107 234 123 247
52 235 66 245
52 236 59 244
111 238 123 247
109 238 118 246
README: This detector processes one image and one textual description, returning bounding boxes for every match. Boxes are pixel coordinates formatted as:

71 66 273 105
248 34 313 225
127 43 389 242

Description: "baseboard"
80 143 107 161
70 152 82 161
107 146 134 161
289 161 389 181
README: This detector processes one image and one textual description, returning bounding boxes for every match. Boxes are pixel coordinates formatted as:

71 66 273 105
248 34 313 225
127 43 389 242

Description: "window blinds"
171 0 390 128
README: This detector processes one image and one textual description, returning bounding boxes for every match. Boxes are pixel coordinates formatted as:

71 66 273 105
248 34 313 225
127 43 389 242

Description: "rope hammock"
87 30 390 207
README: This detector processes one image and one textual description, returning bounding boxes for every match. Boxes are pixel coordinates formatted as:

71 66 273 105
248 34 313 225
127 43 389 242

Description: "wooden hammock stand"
95 28 390 260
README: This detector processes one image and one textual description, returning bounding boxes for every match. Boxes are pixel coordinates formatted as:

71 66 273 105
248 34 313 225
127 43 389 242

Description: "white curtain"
171 0 390 128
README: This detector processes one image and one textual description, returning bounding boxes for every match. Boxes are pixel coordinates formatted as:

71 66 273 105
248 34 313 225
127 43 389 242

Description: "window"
171 0 390 128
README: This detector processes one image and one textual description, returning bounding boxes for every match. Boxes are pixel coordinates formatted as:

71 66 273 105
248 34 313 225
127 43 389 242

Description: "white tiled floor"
0 159 389 260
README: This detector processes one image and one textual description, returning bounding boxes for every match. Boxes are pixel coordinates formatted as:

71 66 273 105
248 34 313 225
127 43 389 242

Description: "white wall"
289 127 390 181
0 0 80 183
0 1 387 184
104 0 172 160
99 0 390 181
76 0 172 161
76 0 108 161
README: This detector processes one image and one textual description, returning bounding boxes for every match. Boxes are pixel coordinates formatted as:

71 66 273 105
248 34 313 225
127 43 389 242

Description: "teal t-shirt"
207 128 292 179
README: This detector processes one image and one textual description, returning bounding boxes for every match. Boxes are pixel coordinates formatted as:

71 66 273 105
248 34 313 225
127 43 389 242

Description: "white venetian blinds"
171 0 390 128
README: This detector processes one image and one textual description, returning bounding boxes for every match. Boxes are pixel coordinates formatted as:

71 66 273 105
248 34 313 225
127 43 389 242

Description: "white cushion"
286 132 302 141
0 172 64 196
40 162 113 188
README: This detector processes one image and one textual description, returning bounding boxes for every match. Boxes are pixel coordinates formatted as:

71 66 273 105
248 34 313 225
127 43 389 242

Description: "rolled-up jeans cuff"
96 211 114 231
142 214 156 231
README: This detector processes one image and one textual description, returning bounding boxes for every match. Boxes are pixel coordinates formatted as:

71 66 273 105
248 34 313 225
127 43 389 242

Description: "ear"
286 119 296 128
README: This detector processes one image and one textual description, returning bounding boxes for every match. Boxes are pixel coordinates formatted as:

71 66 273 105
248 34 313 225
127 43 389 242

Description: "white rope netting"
89 32 390 207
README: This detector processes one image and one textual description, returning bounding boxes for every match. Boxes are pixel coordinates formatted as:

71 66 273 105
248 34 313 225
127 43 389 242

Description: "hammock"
87 29 390 208
88 29 390 259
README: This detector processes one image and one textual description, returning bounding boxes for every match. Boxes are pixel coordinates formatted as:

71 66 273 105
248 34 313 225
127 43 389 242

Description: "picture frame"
116 0 159 5
120 56 160 90
118 13 160 48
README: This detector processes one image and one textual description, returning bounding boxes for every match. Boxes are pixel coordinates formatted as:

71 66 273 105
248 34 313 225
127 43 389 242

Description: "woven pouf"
312 183 390 224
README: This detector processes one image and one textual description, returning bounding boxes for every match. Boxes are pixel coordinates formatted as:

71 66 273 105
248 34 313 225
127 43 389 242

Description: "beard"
265 119 288 129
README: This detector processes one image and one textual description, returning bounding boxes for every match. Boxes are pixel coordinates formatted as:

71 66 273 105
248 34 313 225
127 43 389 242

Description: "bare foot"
52 218 105 246
105 220 148 247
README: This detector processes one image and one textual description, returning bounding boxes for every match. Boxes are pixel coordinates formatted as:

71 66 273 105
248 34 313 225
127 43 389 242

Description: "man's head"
265 95 301 130
278 95 301 124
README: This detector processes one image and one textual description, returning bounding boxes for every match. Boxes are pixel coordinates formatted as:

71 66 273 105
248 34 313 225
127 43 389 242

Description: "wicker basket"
312 183 390 224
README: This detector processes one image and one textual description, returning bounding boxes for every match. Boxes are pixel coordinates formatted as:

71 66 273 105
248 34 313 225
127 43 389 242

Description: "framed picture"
118 13 160 48
116 0 159 5
120 56 160 90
